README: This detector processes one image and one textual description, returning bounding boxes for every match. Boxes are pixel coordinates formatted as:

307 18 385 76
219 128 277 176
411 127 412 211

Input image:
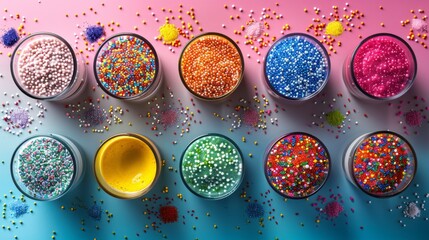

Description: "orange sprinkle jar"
179 33 244 101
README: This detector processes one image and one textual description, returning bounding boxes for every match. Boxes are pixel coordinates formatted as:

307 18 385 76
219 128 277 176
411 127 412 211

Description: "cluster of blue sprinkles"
264 34 330 100
84 25 104 43
10 201 29 218
87 203 102 220
1 28 20 47
246 202 265 218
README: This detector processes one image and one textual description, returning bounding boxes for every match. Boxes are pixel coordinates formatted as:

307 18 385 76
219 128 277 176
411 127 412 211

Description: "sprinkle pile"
352 35 415 99
14 35 75 98
265 133 330 198
12 136 75 200
350 132 416 197
305 3 366 54
142 88 202 139
264 34 329 100
1 92 47 136
388 96 428 135
1 28 20 47
213 86 280 134
65 96 125 133
311 93 367 139
181 134 243 199
400 9 428 49
159 205 178 223
84 25 104 43
180 34 243 99
95 34 158 99
223 3 289 64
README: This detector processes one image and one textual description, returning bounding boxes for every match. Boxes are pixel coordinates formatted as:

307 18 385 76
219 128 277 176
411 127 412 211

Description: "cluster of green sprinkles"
95 34 158 99
181 135 243 199
11 136 75 200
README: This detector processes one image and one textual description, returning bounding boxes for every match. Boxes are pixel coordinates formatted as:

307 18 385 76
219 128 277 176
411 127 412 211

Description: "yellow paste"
96 135 157 193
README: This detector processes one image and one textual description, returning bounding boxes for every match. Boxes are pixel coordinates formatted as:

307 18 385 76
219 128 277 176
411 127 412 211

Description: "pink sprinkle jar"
11 32 87 101
343 33 417 100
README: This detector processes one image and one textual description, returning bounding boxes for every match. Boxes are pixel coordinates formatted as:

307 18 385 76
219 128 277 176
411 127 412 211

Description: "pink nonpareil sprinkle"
324 201 344 218
353 36 414 98
245 22 264 38
412 19 428 33
405 110 422 127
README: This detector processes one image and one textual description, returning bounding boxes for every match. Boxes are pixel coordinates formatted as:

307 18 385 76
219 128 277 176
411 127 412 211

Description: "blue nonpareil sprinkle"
264 34 330 100
10 201 29 218
85 25 104 43
87 203 102 221
1 28 20 47
246 202 264 218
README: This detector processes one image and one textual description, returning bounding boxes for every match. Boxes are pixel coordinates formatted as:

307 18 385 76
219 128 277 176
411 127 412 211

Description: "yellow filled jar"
94 133 161 199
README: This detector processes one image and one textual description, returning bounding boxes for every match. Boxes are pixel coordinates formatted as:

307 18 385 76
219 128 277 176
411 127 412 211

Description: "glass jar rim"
349 33 417 100
10 32 78 100
93 133 161 199
264 131 331 199
11 134 78 201
93 33 160 100
180 133 244 200
263 32 331 101
347 130 417 198
178 32 245 101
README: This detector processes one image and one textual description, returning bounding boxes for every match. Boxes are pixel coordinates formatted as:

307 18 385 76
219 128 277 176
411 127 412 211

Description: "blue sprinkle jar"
263 33 330 101
11 134 85 201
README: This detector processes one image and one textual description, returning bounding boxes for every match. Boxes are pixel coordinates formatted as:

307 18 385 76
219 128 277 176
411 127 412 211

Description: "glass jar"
344 131 416 197
94 33 162 101
263 33 330 102
11 32 87 101
179 33 244 101
264 132 330 199
94 133 161 199
343 33 417 100
180 134 244 200
11 134 85 201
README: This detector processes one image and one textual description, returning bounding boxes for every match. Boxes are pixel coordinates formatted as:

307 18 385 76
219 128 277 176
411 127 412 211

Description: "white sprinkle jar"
11 134 85 201
11 33 87 101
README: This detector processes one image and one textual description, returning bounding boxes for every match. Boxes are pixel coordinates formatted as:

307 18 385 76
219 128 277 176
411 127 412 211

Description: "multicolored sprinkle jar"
94 133 161 199
344 131 416 197
94 33 162 101
264 132 330 199
11 32 87 101
11 134 85 201
263 33 330 101
180 134 244 200
343 33 417 100
179 33 244 101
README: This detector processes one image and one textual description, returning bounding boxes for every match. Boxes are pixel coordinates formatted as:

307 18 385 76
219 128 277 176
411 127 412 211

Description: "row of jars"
10 31 417 102
11 131 416 201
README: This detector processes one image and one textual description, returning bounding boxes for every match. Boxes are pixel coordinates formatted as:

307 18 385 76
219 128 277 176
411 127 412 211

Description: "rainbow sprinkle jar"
263 33 330 101
344 131 416 197
11 32 87 101
179 33 244 101
11 134 85 201
343 33 417 100
264 132 330 199
94 33 162 101
94 133 161 199
180 134 244 200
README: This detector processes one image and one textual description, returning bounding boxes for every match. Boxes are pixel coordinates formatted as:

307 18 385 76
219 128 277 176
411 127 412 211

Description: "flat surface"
0 0 428 239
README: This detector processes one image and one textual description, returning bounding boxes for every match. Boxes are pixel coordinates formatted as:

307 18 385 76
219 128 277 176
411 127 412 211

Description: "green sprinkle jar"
11 134 85 201
180 134 244 200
